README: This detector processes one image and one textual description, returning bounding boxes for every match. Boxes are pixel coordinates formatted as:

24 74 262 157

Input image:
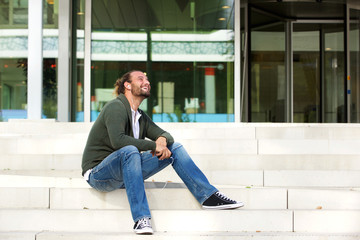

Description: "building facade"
0 0 359 123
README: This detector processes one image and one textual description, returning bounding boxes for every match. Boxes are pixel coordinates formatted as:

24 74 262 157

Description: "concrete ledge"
149 169 264 186
0 188 49 209
0 175 88 188
0 232 36 240
288 188 360 210
182 139 257 155
294 210 360 233
0 154 82 170
35 232 360 240
2 154 360 171
0 170 260 188
0 209 293 232
264 170 360 187
259 140 329 155
49 187 286 210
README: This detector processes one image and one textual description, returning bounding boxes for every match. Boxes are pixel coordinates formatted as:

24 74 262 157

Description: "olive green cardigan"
81 94 174 176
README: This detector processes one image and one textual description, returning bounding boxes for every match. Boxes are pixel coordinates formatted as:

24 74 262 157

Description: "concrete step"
0 119 93 135
0 187 286 210
0 169 263 187
1 122 360 155
258 139 360 155
47 187 360 211
2 154 360 171
0 136 258 155
0 154 81 170
288 188 360 210
0 232 36 240
1 169 360 188
1 209 360 233
1 135 360 155
264 170 360 187
49 187 286 210
0 209 291 232
0 134 88 155
1 186 359 211
2 231 360 240
2 121 360 140
0 173 88 188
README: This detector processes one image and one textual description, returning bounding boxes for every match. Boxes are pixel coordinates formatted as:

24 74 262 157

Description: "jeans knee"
121 145 139 155
170 142 182 151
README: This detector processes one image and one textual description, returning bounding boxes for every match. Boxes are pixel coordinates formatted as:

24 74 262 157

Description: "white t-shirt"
131 108 142 139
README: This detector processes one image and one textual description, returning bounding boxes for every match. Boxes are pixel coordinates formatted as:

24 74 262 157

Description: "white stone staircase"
0 119 360 240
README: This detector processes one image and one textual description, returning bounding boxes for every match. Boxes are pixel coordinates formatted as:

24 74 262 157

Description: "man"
82 70 244 235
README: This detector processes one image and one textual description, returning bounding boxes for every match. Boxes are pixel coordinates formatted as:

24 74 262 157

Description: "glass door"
350 8 360 122
292 23 345 123
292 24 321 123
323 24 345 123
244 1 358 123
249 7 286 122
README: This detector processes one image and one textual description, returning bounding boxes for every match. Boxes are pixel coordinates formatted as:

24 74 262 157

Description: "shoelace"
216 192 235 202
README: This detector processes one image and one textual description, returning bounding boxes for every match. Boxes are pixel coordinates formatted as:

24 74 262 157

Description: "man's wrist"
156 136 167 146
157 136 167 142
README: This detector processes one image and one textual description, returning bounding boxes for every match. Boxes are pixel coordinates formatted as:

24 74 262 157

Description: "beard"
131 84 151 98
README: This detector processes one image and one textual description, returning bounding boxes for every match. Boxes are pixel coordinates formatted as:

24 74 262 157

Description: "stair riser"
2 154 360 171
2 232 360 240
2 137 360 155
2 187 360 211
1 210 359 233
0 210 292 232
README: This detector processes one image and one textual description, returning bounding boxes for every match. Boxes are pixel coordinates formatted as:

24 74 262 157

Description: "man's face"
130 71 151 98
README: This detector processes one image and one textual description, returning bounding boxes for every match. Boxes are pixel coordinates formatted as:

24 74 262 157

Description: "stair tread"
2 231 359 240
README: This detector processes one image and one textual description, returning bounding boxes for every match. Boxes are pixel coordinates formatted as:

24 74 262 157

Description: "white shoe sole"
202 202 244 210
134 227 154 235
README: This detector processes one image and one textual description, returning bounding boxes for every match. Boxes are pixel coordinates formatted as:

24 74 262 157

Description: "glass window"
89 0 235 122
73 0 85 122
350 8 360 123
324 24 345 123
0 0 28 121
42 0 58 119
240 5 247 122
293 25 321 123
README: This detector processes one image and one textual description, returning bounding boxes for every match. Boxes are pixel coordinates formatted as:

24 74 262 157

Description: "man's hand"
151 137 171 160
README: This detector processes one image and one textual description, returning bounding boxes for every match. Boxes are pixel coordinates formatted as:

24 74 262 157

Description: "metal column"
84 0 92 122
234 0 241 122
27 0 43 119
57 0 72 122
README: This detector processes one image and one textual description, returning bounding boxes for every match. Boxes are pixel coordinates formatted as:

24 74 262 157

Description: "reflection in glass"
350 9 360 123
324 25 344 123
293 27 320 123
42 0 58 119
250 9 286 122
0 59 27 121
73 0 85 121
0 0 29 121
89 0 235 122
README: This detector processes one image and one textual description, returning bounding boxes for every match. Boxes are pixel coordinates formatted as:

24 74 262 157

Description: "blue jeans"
87 142 217 222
